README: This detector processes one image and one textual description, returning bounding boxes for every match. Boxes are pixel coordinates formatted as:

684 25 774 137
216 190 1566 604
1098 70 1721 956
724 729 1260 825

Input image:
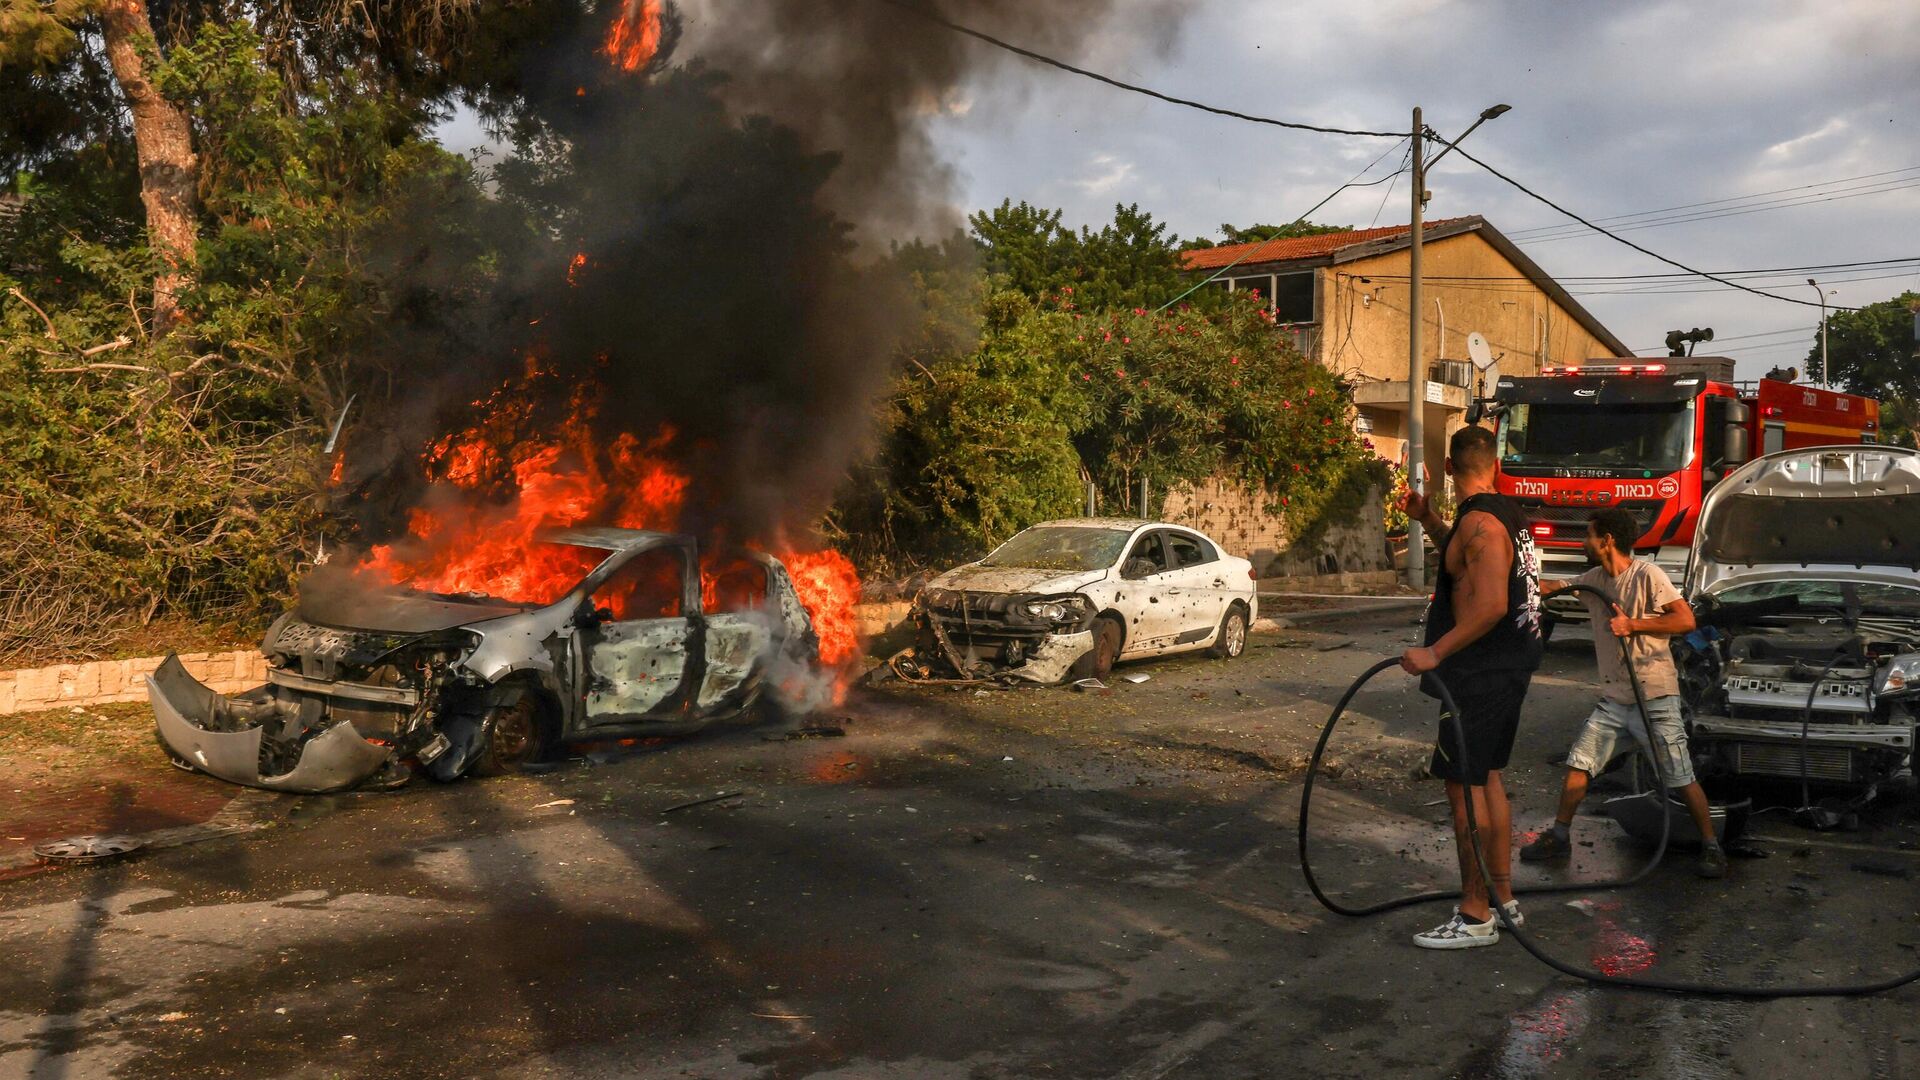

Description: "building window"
1228 272 1315 324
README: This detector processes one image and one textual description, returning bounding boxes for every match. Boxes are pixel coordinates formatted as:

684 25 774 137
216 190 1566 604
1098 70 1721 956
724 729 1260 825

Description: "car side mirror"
577 602 613 628
1123 558 1158 580
1722 422 1750 468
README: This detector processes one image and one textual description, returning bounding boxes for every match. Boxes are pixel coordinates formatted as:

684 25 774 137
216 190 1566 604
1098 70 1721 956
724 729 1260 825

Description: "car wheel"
1070 616 1124 681
472 693 550 777
1208 604 1248 660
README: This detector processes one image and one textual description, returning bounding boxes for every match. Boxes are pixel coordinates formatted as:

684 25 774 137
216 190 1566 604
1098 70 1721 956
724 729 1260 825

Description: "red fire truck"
1481 356 1880 592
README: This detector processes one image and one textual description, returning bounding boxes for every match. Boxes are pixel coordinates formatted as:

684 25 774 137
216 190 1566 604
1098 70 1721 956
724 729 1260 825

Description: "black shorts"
1428 670 1533 785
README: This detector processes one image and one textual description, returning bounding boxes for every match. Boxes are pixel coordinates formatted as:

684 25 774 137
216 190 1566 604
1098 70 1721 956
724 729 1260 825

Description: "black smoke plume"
357 0 1185 553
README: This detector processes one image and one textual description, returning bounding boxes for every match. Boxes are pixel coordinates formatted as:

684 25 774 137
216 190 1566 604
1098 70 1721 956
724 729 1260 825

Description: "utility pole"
1406 107 1427 591
1808 278 1831 388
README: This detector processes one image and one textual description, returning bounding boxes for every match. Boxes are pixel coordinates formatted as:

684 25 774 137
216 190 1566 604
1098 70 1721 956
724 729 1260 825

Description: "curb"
1254 597 1427 632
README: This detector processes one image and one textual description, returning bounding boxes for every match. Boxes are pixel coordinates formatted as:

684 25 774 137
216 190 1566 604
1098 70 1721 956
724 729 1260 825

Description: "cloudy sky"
445 1 1918 379
918 0 1920 378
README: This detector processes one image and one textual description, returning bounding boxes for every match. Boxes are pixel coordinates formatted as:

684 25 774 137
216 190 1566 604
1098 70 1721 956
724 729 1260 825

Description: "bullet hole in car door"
1122 530 1176 649
1163 531 1223 644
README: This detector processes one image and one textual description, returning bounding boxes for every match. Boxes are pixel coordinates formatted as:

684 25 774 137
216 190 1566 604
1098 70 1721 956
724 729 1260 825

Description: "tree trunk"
97 0 198 334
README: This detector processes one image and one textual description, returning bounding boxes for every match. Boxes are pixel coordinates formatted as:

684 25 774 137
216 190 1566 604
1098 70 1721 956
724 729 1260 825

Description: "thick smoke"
359 0 1186 552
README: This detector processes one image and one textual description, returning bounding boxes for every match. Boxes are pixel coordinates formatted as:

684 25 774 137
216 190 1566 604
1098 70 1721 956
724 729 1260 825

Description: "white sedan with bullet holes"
888 518 1259 685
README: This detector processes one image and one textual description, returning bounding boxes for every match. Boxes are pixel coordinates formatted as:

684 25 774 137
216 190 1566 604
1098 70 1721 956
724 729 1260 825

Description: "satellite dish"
1466 332 1494 369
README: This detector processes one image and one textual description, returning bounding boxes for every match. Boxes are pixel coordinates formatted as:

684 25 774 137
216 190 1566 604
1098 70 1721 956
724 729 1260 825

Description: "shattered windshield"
1712 580 1920 618
1498 401 1695 471
980 527 1132 572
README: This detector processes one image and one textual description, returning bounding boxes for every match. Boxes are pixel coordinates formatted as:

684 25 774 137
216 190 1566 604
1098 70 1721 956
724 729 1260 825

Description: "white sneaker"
1501 899 1524 927
1413 912 1500 950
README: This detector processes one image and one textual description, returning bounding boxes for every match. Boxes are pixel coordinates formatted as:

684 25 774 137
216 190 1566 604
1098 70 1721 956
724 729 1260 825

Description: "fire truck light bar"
1542 363 1669 376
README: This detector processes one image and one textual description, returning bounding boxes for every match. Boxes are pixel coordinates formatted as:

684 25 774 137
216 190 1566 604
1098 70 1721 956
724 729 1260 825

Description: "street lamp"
1405 102 1511 592
1807 278 1836 389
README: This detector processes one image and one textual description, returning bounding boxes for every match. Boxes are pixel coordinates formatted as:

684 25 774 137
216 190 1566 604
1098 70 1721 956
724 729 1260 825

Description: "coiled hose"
1297 583 1920 997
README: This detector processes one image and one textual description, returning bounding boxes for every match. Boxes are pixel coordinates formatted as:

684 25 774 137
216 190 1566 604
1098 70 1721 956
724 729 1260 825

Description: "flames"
605 0 664 73
356 361 864 682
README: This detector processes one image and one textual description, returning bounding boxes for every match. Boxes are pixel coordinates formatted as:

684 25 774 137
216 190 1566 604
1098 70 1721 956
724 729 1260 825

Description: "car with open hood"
887 518 1257 685
148 528 821 794
1677 445 1920 794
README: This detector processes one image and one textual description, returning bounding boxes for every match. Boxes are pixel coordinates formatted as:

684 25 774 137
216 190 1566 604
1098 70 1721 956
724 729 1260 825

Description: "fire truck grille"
1514 499 1665 536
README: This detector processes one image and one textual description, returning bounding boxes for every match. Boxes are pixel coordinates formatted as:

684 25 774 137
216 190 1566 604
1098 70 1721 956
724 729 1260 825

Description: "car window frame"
1122 529 1172 578
1164 529 1216 570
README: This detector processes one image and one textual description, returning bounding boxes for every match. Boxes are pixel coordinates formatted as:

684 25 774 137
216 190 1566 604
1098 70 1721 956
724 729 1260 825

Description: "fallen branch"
38 360 154 375
6 287 57 340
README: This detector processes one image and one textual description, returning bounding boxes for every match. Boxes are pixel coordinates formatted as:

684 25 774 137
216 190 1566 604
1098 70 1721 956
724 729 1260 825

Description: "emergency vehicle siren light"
1542 363 1669 376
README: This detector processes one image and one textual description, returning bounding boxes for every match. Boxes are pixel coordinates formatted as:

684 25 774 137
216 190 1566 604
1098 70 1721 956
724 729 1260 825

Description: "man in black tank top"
1399 424 1544 950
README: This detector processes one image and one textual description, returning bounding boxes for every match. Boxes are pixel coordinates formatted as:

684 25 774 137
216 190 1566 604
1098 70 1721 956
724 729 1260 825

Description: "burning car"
149 528 823 793
888 518 1257 685
1679 445 1920 794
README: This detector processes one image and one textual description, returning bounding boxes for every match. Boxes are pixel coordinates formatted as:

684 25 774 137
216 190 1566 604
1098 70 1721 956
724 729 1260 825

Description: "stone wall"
0 651 267 715
1158 474 1388 579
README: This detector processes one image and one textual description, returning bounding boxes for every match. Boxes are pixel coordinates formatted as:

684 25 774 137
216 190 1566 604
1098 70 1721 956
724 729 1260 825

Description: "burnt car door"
694 553 775 714
575 540 701 727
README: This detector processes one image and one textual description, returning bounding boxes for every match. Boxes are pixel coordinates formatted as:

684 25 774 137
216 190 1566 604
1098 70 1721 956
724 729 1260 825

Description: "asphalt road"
3 609 1919 1079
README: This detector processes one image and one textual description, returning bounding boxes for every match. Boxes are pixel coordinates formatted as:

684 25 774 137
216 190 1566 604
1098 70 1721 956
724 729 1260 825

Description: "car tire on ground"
471 692 551 777
1208 604 1249 660
1069 616 1124 681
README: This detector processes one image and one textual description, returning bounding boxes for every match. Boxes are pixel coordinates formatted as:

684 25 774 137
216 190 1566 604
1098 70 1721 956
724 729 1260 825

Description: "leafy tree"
0 23 511 656
1819 292 1920 444
1182 220 1352 250
968 199 1211 313
833 281 1381 574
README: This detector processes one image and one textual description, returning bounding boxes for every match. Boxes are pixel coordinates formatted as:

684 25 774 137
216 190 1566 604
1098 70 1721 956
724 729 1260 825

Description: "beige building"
1181 216 1630 479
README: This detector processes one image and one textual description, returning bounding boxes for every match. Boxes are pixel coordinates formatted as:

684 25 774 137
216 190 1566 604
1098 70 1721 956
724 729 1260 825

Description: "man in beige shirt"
1522 508 1726 878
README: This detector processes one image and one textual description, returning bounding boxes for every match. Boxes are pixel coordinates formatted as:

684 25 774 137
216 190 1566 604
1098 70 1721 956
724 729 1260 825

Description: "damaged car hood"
1687 445 1920 597
927 563 1110 596
294 566 530 635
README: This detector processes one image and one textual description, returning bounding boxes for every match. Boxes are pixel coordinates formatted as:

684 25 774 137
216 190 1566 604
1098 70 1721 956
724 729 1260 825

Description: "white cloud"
1069 154 1137 195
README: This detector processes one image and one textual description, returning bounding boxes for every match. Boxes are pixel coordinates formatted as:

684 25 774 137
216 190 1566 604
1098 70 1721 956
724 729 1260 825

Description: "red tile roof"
1180 217 1476 271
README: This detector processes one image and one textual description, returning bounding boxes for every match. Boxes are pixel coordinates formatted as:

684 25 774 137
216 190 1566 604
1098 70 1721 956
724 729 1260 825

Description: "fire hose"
1298 583 1920 997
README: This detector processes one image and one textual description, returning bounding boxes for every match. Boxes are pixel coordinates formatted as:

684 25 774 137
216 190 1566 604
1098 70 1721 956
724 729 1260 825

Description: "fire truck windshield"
1497 400 1696 472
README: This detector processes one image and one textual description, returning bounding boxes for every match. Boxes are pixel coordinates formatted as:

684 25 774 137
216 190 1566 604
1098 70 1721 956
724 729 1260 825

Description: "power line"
1160 138 1412 310
1430 137 1857 311
1354 256 1920 283
1504 165 1920 240
875 0 1404 140
889 0 1869 312
1513 178 1920 244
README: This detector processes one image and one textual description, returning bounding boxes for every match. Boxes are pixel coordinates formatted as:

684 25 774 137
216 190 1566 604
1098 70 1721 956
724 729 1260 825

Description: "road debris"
1121 673 1151 684
1074 678 1109 692
33 835 143 865
662 791 746 814
531 799 576 809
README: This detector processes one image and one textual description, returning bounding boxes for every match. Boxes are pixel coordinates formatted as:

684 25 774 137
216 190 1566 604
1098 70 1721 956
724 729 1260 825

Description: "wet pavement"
2 608 1918 1078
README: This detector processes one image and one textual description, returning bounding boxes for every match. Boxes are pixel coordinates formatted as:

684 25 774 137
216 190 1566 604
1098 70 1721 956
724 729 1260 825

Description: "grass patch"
0 702 165 773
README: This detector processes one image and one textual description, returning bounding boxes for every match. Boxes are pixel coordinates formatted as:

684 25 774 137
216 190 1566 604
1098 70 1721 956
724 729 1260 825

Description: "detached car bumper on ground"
150 528 821 794
888 518 1257 685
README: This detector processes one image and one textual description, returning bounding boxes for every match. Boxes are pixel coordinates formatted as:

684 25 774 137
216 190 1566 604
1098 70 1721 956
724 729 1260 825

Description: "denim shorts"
1565 695 1695 787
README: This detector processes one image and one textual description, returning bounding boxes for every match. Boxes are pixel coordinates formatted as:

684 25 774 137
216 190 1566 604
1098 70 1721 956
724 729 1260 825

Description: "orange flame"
356 362 863 687
567 251 588 286
605 0 664 72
